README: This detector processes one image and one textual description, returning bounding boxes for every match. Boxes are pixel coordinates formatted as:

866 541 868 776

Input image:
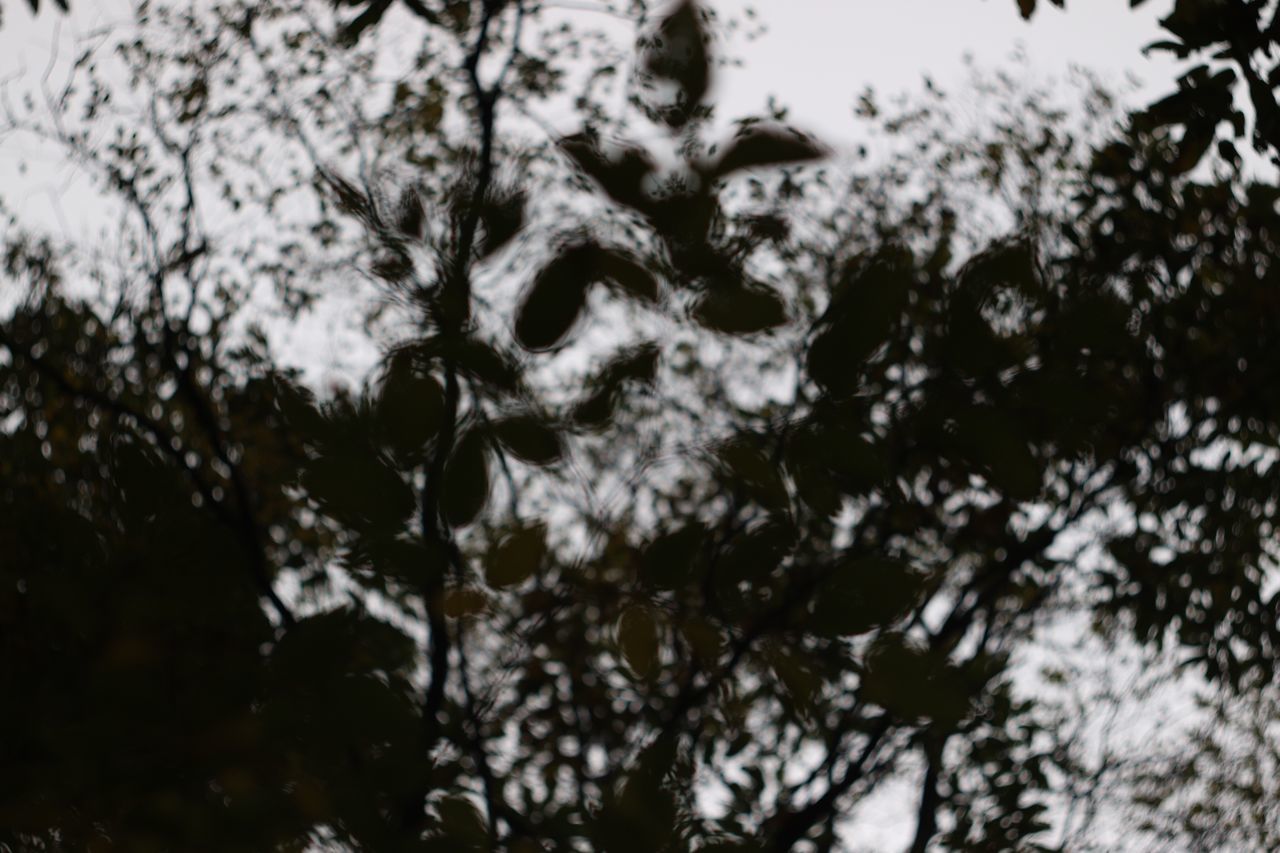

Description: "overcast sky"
1 0 1181 138
0 0 1181 222
0 0 1183 382
717 0 1178 138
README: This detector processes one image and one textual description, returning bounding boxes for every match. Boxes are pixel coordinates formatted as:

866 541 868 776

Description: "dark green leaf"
436 795 488 845
486 524 546 588
271 608 416 682
717 437 788 508
493 415 563 466
516 243 595 351
337 0 392 46
394 186 425 239
709 124 828 179
441 428 490 528
478 187 526 257
558 134 657 210
302 450 414 532
860 634 972 724
811 558 921 637
642 0 710 128
618 606 660 679
691 283 787 335
641 523 709 589
598 247 660 302
807 248 912 392
375 356 444 458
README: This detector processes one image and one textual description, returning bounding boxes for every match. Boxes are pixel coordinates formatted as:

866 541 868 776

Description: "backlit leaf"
302 450 414 532
516 243 595 351
558 134 657 210
811 558 922 637
709 124 828 179
486 523 547 588
642 523 709 589
375 356 444 458
441 428 490 527
598 247 660 302
618 607 660 679
691 283 787 335
493 415 563 466
642 0 710 128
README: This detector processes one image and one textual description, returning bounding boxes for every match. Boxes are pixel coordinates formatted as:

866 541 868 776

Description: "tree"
2 1 1280 851
1021 0 1280 171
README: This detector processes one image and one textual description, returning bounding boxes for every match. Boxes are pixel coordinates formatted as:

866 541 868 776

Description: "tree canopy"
3 0 1280 851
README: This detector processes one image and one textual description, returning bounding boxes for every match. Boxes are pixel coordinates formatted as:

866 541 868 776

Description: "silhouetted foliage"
3 1 1280 851
0 0 66 27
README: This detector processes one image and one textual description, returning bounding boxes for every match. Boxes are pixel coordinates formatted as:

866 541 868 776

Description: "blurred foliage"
2 1 1280 851
0 0 67 27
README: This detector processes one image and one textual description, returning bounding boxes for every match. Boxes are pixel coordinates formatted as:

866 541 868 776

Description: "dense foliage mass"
2 0 1280 850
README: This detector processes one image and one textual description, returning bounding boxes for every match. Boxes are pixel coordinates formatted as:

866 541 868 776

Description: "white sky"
1 0 1181 143
0 0 1186 379
714 0 1179 140
0 0 1183 234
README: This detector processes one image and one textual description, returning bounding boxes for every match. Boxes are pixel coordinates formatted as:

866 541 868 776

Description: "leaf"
642 0 710 128
647 191 717 246
347 536 448 588
570 385 618 430
641 523 709 589
394 186 425 239
451 338 520 390
270 374 326 438
516 243 596 351
717 437 788 509
618 607 659 679
409 335 519 391
302 450 415 532
860 634 972 725
570 344 661 430
680 616 724 662
271 608 416 683
493 415 563 466
709 124 828 179
337 0 392 46
442 586 489 618
436 795 488 845
370 249 413 283
604 342 661 384
951 407 1041 500
375 356 444 458
957 238 1038 304
441 428 490 528
691 283 787 335
478 187 526 257
810 558 922 637
770 647 820 713
486 523 547 588
594 735 678 850
807 247 912 392
598 247 660 302
1171 120 1216 174
558 134 656 210
717 518 797 588
786 420 886 510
